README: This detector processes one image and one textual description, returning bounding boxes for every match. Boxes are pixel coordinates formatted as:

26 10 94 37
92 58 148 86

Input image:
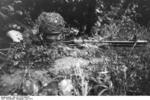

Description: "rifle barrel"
62 40 148 47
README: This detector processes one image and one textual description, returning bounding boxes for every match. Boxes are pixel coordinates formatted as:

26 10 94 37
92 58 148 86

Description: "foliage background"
0 0 150 96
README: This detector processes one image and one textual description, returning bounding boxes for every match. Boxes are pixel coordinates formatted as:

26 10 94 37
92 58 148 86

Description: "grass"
0 11 150 96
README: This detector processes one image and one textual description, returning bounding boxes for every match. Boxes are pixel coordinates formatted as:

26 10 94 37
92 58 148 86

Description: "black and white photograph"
0 0 150 97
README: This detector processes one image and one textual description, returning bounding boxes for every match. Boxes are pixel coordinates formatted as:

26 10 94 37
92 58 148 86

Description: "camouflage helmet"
37 12 65 35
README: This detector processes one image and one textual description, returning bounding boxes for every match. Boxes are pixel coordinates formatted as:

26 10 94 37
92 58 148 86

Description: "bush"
0 0 150 96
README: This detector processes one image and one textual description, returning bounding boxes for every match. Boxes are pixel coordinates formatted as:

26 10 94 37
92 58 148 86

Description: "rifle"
61 39 148 47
